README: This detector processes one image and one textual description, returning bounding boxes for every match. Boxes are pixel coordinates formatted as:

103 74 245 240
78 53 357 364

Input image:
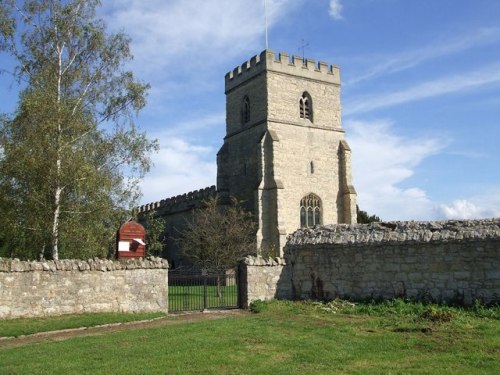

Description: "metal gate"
168 269 239 312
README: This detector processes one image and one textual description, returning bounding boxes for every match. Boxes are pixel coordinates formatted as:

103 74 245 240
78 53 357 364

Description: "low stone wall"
286 219 500 305
240 219 500 306
239 256 291 308
0 257 169 319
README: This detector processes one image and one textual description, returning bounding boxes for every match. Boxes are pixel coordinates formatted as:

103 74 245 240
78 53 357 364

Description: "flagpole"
264 0 269 50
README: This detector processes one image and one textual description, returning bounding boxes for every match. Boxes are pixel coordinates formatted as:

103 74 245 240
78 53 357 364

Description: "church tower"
217 50 357 256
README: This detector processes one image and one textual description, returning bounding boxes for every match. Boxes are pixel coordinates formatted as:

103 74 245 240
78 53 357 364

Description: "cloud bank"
346 119 444 220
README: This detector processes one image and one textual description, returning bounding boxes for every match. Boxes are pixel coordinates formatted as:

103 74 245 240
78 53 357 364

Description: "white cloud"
102 0 299 80
436 189 500 219
347 119 500 221
159 112 225 139
329 0 343 20
437 200 491 219
139 137 217 205
348 27 500 85
345 62 500 115
346 119 445 220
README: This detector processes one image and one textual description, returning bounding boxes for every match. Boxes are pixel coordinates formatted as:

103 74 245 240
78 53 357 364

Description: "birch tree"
0 0 157 260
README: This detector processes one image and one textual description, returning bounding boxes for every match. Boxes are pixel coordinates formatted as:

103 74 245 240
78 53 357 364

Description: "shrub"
249 299 267 313
421 306 454 322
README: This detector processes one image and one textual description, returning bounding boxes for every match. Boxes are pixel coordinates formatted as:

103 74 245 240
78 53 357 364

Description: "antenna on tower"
264 0 269 49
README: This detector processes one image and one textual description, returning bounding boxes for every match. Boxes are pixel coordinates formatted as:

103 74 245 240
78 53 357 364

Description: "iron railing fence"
168 269 239 312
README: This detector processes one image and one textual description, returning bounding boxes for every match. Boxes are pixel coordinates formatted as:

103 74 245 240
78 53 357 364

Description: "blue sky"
1 0 500 221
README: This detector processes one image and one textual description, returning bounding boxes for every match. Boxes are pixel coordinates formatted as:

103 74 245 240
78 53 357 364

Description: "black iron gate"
168 269 239 312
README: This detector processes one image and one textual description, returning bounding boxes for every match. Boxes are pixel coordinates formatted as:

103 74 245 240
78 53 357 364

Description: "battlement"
225 49 340 92
136 186 217 214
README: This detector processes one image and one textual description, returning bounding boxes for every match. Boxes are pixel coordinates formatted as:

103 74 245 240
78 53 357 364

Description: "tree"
178 196 257 275
356 205 381 224
139 211 166 257
0 3 15 48
0 0 157 260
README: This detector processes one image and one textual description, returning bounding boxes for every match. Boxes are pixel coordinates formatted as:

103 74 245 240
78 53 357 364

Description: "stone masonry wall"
239 256 291 309
0 257 169 319
286 219 500 305
240 219 500 306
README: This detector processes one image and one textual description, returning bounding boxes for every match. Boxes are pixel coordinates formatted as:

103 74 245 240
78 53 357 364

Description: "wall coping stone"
243 256 286 266
0 257 169 273
287 218 500 246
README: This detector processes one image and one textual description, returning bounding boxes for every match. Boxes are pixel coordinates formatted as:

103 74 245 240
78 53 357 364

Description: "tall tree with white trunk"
0 0 157 260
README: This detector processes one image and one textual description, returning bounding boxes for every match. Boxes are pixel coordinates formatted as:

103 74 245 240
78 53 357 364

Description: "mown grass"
1 299 499 374
0 311 167 338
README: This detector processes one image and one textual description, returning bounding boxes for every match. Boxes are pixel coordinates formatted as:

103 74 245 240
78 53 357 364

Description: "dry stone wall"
240 219 500 306
239 256 291 308
286 219 500 305
0 257 169 319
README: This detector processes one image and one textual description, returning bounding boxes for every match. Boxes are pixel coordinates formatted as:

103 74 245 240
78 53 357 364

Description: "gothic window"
310 161 314 174
242 96 250 124
300 193 322 228
300 207 306 228
299 92 313 121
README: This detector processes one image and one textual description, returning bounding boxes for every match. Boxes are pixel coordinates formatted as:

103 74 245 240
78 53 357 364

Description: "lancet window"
299 92 312 121
300 193 321 228
242 96 250 124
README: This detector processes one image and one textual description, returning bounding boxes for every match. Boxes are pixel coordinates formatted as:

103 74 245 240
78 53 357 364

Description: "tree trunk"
51 184 62 260
51 40 64 261
216 274 222 298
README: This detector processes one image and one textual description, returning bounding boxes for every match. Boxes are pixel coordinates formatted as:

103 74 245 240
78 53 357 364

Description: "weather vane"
299 39 309 62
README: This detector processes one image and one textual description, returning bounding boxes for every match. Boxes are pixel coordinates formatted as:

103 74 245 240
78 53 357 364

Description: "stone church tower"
217 50 357 256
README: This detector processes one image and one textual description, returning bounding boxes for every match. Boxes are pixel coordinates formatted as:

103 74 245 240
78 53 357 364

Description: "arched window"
299 92 313 121
300 193 321 228
242 96 250 124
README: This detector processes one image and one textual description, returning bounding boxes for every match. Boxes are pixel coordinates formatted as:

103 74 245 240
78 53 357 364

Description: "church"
137 49 357 266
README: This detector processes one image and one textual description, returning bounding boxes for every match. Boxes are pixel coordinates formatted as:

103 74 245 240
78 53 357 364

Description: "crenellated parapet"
225 49 340 93
136 186 217 215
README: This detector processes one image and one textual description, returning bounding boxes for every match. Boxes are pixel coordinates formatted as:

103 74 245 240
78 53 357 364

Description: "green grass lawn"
0 300 499 374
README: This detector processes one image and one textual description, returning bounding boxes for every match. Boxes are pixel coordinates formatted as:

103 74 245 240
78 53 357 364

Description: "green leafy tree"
356 205 381 224
178 196 257 275
139 211 166 257
0 3 15 48
0 0 157 260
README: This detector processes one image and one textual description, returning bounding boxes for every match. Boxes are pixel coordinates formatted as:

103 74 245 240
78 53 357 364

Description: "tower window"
299 92 313 121
300 193 321 228
242 96 250 124
310 161 314 174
